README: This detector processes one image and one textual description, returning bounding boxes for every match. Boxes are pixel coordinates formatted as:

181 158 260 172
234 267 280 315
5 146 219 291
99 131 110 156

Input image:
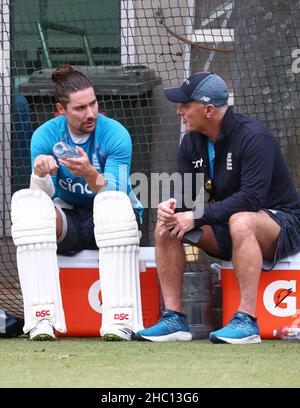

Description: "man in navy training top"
135 71 300 344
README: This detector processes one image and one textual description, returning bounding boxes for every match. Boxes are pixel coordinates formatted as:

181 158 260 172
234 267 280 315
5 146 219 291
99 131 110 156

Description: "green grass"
0 338 299 388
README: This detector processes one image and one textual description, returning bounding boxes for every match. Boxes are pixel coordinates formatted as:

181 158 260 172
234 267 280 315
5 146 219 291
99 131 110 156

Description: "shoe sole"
102 334 128 341
210 334 261 344
136 331 192 342
30 333 56 341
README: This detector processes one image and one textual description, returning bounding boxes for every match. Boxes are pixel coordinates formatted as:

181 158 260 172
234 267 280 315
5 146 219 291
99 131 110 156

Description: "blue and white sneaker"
209 311 261 344
134 310 192 342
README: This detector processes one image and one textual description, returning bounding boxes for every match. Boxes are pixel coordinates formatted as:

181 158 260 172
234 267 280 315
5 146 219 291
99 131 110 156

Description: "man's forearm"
84 166 107 192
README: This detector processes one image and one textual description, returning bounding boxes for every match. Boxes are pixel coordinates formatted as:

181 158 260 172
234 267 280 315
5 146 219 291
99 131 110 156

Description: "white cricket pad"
94 191 144 336
11 189 66 334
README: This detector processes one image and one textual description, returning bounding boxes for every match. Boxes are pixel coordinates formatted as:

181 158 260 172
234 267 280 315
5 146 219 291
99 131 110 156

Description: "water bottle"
53 141 81 159
0 309 24 338
273 326 300 341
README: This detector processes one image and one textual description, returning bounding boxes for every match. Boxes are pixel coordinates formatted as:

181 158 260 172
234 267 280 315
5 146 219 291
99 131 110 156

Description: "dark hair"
52 64 93 106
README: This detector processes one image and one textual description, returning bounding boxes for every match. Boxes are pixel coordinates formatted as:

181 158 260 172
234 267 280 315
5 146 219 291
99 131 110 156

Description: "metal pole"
36 20 52 68
82 35 94 66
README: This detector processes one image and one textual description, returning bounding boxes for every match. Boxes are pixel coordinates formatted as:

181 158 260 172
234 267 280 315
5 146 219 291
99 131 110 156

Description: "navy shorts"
57 207 97 254
206 207 300 263
57 206 141 255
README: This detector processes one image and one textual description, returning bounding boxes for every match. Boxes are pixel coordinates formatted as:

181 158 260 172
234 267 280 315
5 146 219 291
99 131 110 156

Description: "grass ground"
0 337 300 388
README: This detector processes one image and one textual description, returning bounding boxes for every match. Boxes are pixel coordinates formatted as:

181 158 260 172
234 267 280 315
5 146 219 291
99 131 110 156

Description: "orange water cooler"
221 253 300 339
57 248 160 337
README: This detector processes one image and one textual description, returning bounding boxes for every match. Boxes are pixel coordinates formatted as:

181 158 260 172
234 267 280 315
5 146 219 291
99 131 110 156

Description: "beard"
78 120 96 134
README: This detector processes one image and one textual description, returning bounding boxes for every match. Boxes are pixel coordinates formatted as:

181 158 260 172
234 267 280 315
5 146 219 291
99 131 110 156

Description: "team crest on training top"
226 152 233 170
92 153 100 170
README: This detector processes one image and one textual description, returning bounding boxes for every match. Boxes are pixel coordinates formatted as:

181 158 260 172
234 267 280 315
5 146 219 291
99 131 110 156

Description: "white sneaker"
30 319 56 341
102 327 133 341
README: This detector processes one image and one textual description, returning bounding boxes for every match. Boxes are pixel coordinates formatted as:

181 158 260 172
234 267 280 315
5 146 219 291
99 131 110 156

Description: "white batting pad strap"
95 230 139 247
30 173 55 198
11 189 56 246
11 189 66 333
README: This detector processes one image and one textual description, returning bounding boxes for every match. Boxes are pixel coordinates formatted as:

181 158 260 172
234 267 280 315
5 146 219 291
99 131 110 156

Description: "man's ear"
205 104 215 118
56 102 65 115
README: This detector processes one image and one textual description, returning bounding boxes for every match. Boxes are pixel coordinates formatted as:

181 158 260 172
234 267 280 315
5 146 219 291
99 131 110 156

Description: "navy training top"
177 106 300 227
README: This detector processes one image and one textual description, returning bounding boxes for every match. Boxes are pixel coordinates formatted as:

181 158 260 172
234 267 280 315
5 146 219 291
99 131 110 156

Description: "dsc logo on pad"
114 313 129 321
36 310 50 318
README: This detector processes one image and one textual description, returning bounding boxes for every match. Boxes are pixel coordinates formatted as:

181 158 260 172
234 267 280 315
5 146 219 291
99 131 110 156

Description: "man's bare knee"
154 222 180 247
155 222 169 245
229 212 254 242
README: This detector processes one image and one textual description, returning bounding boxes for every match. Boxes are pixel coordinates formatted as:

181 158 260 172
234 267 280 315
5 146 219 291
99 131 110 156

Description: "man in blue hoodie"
11 65 143 342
